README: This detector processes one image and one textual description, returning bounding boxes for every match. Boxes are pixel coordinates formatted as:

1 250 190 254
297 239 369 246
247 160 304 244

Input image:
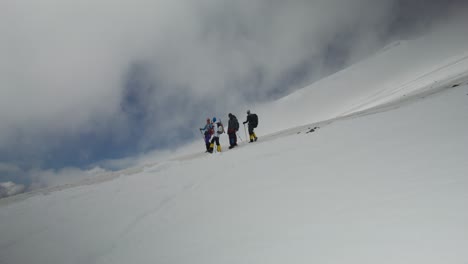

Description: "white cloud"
28 167 108 190
0 181 25 198
0 0 393 136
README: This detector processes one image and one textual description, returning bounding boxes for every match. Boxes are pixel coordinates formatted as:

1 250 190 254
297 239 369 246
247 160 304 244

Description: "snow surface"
1 26 468 264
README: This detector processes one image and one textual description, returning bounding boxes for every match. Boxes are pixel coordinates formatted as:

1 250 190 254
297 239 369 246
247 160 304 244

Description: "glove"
243 121 247 124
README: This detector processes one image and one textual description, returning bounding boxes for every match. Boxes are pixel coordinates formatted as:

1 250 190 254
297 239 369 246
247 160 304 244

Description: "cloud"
1 0 467 187
0 182 25 198
0 163 22 174
27 167 108 190
0 163 110 197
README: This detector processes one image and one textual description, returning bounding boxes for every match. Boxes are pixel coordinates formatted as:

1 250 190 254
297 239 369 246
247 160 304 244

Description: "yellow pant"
250 133 257 141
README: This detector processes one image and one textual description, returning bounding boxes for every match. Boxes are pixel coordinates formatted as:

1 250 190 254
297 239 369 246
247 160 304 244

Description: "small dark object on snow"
452 83 460 88
306 126 319 134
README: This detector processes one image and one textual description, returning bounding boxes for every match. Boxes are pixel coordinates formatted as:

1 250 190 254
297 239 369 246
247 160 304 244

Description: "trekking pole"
199 129 207 151
243 124 248 141
237 132 243 142
199 129 205 142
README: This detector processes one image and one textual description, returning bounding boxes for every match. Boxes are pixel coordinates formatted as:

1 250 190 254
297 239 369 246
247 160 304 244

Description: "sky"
1 0 467 193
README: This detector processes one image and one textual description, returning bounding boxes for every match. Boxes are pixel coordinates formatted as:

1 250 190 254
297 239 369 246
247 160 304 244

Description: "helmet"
228 113 232 118
212 117 216 122
247 110 250 115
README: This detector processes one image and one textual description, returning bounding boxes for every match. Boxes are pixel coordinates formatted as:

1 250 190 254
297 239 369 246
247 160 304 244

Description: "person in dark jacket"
227 113 239 149
243 110 258 142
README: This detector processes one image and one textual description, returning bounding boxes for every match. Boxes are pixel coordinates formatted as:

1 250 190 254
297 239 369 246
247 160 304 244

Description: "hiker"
243 110 258 142
199 118 214 152
208 117 224 153
227 113 239 149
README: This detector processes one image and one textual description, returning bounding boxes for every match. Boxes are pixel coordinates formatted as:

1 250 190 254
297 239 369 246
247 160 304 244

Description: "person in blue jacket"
199 118 214 152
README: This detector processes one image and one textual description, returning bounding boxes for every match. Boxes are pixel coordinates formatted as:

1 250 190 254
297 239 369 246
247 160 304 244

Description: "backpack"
251 114 258 128
233 118 239 131
217 122 225 134
208 124 214 135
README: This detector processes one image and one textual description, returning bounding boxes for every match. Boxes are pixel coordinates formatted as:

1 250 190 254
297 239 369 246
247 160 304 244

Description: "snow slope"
256 23 468 134
1 26 468 264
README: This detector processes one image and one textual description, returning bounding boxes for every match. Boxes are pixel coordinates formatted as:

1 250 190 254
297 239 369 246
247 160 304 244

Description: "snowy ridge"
339 51 468 115
257 29 468 134
376 40 403 54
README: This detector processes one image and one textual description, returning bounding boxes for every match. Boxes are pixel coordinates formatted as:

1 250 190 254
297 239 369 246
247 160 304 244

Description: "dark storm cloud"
387 0 468 37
